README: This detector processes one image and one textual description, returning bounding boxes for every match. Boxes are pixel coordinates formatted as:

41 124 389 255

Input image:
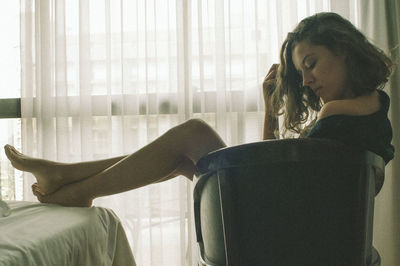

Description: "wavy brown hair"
269 12 393 137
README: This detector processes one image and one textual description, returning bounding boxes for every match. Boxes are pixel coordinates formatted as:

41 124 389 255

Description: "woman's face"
291 40 352 103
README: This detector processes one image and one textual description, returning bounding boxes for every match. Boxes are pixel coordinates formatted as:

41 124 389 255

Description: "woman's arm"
317 90 380 121
263 111 278 140
262 64 279 140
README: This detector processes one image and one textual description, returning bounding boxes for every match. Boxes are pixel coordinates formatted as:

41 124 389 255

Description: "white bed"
0 200 136 266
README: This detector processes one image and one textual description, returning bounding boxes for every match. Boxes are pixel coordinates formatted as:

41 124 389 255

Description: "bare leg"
31 155 196 207
23 119 227 207
4 145 128 194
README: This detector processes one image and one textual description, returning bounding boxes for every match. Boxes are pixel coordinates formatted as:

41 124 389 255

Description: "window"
0 1 22 200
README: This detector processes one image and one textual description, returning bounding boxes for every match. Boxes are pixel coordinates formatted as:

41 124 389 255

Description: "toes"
4 145 15 154
10 146 23 156
32 183 45 196
4 146 19 164
4 144 11 150
5 146 33 172
32 186 48 203
9 147 22 159
5 145 22 159
4 145 13 159
32 185 42 199
32 182 39 192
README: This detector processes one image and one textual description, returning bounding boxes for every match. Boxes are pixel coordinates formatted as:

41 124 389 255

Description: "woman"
4 12 394 207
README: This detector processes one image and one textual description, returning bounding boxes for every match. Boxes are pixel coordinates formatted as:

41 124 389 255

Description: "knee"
165 118 225 162
180 118 212 135
165 118 213 143
178 119 223 141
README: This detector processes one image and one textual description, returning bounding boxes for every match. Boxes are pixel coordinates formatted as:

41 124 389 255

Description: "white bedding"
0 201 136 266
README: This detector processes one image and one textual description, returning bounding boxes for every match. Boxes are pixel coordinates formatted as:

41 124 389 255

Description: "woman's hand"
262 64 279 104
262 64 279 140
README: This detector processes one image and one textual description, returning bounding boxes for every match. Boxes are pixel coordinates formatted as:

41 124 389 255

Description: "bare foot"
4 145 64 195
32 183 93 207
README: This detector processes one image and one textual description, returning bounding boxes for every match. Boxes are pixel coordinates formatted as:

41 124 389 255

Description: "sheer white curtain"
359 1 400 265
19 0 358 265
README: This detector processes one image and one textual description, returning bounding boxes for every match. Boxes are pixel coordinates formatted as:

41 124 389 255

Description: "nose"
302 72 314 87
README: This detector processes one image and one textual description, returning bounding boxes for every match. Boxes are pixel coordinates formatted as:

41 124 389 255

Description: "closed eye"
306 61 316 70
296 61 316 77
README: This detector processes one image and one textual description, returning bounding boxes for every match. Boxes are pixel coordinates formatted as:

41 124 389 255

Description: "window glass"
0 119 22 200
0 1 20 98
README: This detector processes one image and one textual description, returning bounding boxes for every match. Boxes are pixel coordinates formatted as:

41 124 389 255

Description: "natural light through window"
0 1 20 99
0 1 22 200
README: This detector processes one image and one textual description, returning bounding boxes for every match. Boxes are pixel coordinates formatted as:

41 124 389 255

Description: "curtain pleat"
20 1 362 265
359 1 400 265
54 0 70 162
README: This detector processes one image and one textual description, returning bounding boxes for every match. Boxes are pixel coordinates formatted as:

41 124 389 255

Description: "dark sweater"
307 90 395 164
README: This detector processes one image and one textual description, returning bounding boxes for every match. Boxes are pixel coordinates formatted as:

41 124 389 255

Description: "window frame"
0 98 21 118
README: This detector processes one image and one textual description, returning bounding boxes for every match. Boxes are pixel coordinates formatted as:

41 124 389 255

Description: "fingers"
264 64 279 82
263 64 279 100
268 63 279 73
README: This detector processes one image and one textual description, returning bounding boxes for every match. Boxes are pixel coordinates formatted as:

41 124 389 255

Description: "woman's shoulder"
317 90 382 121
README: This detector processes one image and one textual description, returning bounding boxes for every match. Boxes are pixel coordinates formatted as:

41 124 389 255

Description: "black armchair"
193 138 384 266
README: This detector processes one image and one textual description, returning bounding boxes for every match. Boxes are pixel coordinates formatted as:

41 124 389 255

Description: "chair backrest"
193 138 384 266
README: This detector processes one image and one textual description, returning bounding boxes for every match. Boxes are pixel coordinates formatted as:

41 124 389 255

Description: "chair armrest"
195 138 385 195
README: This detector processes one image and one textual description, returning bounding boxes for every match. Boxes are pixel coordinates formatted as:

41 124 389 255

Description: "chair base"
197 246 381 266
